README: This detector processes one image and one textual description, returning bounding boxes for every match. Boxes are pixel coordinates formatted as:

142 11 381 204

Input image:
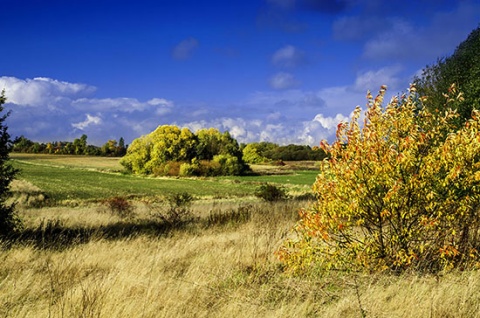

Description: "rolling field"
2 154 480 317
10 154 316 203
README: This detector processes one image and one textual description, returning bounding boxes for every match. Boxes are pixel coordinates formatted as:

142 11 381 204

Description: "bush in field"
104 196 135 219
0 90 20 238
154 192 194 226
120 125 196 175
255 183 288 202
120 125 248 176
277 84 480 274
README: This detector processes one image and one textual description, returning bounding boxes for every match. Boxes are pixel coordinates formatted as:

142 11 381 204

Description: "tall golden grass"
2 200 480 317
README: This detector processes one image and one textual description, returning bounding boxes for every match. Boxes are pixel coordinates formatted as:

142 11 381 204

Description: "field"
2 154 480 317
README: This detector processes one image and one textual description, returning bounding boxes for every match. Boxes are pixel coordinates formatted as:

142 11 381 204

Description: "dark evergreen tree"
0 91 20 238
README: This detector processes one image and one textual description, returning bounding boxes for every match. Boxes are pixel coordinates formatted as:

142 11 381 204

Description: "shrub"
154 192 195 226
277 84 480 274
179 162 199 177
103 196 135 219
255 183 288 202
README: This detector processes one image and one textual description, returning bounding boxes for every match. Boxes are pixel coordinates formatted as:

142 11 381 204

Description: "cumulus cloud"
72 114 102 130
1 76 175 145
353 65 403 93
172 37 199 60
0 76 95 107
269 72 300 90
272 45 305 68
0 69 408 148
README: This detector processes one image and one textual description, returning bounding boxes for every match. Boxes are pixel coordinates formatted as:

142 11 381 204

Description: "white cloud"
72 114 102 130
0 76 95 107
1 76 175 145
172 37 199 60
148 98 173 107
269 72 300 90
272 45 305 68
353 65 403 93
1 71 409 147
312 113 349 131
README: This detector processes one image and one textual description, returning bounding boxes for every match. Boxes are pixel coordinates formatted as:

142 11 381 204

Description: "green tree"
117 137 127 156
278 85 480 274
121 125 197 175
415 26 480 123
73 134 88 155
242 143 271 164
0 91 20 237
102 139 118 156
121 125 248 176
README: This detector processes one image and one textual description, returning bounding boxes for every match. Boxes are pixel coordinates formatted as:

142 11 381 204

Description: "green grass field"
10 154 316 203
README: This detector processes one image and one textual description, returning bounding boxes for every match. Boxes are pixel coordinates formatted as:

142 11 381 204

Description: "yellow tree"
277 84 480 274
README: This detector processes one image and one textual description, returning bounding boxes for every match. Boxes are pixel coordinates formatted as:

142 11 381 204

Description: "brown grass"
1 201 480 317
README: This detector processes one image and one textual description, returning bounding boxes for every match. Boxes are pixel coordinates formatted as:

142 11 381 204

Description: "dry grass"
2 201 480 317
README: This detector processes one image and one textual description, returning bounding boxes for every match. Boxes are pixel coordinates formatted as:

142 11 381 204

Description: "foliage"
153 192 195 226
120 125 248 176
103 196 135 219
278 84 480 274
242 142 327 164
255 183 288 202
0 91 20 237
242 143 271 164
12 135 127 156
414 26 480 124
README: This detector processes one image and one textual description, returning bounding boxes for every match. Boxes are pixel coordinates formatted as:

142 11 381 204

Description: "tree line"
12 134 127 157
11 133 328 163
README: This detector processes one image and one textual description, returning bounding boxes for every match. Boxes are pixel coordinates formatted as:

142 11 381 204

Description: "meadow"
1 154 480 317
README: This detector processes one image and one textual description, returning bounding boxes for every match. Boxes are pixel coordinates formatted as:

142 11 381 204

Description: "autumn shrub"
103 196 135 219
152 161 183 176
277 84 480 274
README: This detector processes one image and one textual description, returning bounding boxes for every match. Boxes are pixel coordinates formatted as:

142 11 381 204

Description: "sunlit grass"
4 154 479 317
3 202 480 317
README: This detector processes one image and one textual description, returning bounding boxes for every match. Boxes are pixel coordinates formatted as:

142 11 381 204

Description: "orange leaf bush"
277 84 480 274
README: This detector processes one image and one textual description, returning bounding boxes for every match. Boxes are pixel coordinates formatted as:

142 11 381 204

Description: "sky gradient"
1 0 480 146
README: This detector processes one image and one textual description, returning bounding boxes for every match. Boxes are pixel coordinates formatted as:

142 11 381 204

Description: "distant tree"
0 91 20 237
242 143 271 164
73 134 88 155
414 26 480 123
117 137 127 156
12 136 34 153
101 139 118 157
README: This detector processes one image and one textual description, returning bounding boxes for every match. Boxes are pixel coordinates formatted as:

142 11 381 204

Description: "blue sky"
1 0 479 146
